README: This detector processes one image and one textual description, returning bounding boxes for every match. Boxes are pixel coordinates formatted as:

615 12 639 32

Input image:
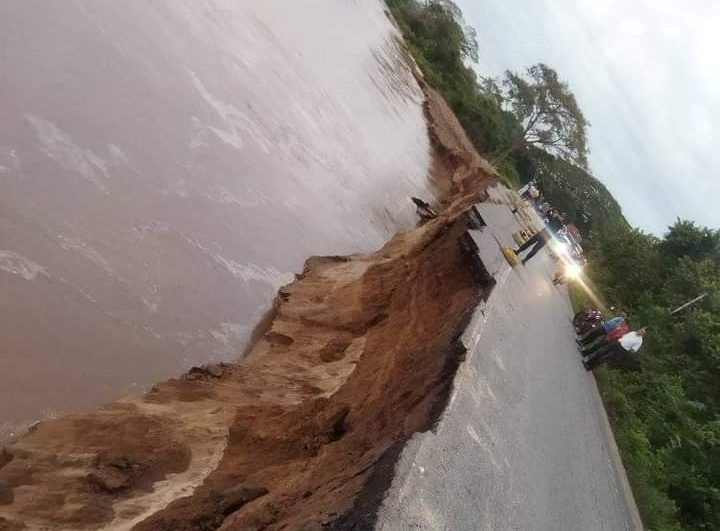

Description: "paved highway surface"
375 193 642 531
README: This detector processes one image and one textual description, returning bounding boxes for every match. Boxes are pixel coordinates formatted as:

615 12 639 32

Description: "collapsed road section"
0 86 508 531
0 191 501 531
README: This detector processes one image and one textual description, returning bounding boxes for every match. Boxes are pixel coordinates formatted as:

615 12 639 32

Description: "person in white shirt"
583 328 647 371
618 329 645 352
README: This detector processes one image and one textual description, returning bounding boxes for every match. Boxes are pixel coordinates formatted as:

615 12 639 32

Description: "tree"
490 63 590 168
386 0 520 155
661 219 720 264
430 0 478 62
524 147 627 239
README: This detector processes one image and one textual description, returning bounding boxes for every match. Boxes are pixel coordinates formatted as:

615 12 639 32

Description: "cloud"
458 0 720 233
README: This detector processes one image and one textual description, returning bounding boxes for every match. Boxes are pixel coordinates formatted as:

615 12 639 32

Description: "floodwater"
0 1 434 435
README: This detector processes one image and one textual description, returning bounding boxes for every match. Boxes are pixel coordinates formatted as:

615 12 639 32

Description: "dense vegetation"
385 0 624 240
575 222 720 531
526 148 628 238
387 1 720 529
385 0 518 167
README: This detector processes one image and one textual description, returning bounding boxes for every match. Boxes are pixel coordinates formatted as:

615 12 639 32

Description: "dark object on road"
513 227 551 265
411 197 438 222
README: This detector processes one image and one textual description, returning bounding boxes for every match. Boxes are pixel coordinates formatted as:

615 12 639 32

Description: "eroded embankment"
0 83 497 531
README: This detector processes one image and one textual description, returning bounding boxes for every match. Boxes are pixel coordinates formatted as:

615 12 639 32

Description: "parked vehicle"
549 230 584 262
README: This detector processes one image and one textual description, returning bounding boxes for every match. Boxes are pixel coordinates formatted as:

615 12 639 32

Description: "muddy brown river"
0 1 434 436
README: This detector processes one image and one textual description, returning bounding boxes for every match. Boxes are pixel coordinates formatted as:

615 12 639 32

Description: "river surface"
0 1 434 436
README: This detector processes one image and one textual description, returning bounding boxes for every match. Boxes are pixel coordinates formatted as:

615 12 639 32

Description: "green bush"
386 0 518 156
587 221 720 530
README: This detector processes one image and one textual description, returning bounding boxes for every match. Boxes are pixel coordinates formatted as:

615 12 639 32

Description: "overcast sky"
456 0 719 235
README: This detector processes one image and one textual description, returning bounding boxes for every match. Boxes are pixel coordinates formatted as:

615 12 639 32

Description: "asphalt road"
375 195 642 531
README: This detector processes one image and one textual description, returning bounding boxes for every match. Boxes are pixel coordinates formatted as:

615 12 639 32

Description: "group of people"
576 315 647 370
515 182 585 283
518 182 646 371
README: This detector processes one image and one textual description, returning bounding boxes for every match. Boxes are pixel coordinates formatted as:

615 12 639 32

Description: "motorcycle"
572 308 603 334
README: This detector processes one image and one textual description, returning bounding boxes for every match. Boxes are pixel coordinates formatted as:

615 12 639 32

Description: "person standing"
583 328 647 371
512 227 552 265
546 209 564 234
513 210 565 265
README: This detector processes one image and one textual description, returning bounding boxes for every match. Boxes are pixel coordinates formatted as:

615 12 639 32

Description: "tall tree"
490 63 590 168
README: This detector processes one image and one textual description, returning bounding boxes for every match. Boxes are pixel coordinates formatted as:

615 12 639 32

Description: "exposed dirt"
0 82 497 531
422 83 499 203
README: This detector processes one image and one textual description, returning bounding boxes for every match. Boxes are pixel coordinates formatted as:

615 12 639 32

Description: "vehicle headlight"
565 262 583 279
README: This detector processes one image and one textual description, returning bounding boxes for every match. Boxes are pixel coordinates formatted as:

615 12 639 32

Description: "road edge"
587 374 645 530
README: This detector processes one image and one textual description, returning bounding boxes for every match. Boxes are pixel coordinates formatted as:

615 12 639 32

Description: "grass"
567 282 595 313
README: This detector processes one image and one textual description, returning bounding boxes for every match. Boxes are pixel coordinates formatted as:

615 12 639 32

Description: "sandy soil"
0 81 497 531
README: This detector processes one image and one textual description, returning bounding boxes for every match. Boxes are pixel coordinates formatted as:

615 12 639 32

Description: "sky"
456 0 720 235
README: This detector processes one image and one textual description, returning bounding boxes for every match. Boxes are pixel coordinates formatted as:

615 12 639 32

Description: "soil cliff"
0 82 498 531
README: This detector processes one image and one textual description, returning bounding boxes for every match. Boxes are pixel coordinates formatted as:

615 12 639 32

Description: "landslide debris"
0 81 497 531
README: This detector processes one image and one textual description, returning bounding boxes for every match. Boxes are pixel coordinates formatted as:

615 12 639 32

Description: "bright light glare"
546 227 607 311
565 261 583 279
549 234 573 262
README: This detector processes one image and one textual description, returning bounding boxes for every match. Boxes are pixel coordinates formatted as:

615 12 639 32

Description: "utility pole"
670 293 708 315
